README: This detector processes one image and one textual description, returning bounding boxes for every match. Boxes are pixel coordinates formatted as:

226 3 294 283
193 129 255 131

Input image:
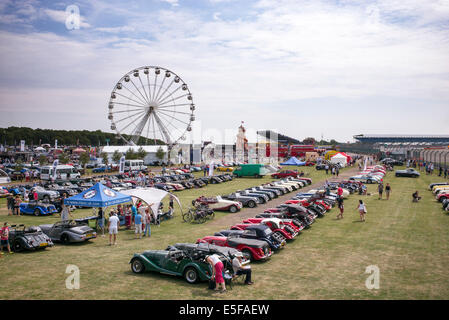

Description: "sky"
0 0 448 144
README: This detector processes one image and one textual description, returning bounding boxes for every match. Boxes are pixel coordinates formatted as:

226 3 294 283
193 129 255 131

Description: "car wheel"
247 200 256 208
184 267 199 284
34 209 40 216
229 205 238 213
395 173 399 177
13 240 23 252
61 234 69 244
131 258 145 274
242 249 253 261
367 180 372 184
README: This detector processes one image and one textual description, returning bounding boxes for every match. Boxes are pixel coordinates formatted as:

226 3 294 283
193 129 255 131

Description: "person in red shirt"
1 222 12 255
337 187 343 197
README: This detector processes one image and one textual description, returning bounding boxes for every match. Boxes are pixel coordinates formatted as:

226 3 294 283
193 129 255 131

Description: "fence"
407 148 449 169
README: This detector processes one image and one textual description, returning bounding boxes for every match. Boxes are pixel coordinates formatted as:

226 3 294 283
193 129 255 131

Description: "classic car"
129 245 234 284
8 224 54 252
44 183 77 197
167 242 248 263
436 192 449 202
395 168 420 178
429 182 449 190
39 220 97 243
216 166 234 172
231 218 298 241
0 187 10 198
222 192 259 208
349 175 382 184
380 158 404 166
432 185 449 194
197 235 272 261
253 186 282 197
271 170 299 179
238 189 270 203
19 202 58 216
194 196 243 213
215 225 286 251
30 186 60 201
243 217 302 236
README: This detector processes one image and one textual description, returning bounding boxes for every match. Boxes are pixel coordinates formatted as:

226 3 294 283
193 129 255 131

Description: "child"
357 200 367 222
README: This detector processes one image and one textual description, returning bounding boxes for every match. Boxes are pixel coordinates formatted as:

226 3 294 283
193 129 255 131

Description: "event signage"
119 156 125 174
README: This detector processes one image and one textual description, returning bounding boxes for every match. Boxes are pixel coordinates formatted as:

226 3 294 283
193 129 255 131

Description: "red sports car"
197 236 272 261
271 170 299 179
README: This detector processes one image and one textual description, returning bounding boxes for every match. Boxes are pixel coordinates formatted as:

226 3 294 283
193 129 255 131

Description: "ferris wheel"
108 66 195 146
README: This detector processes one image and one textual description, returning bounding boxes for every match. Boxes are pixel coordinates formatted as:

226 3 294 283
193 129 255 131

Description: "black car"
395 168 420 177
222 192 259 208
8 224 54 252
215 224 286 251
167 242 243 261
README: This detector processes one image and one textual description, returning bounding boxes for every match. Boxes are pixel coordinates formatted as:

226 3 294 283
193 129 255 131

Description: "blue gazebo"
280 157 306 166
64 183 132 207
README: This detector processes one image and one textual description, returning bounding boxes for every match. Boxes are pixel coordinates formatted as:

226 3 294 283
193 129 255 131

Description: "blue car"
19 202 58 216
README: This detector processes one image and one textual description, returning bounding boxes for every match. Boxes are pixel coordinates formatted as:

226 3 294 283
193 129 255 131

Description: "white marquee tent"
330 153 347 167
120 188 183 219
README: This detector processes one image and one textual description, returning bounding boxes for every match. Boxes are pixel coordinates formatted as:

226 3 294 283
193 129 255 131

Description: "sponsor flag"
20 140 25 152
119 156 125 174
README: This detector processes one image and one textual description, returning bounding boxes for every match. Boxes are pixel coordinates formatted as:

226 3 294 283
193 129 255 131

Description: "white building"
101 145 168 165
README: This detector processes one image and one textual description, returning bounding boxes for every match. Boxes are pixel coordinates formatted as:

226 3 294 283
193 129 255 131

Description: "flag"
20 140 25 152
119 156 125 174
208 160 214 177
52 159 59 179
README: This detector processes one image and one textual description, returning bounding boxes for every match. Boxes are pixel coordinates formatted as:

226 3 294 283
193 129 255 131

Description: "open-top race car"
395 168 420 178
39 220 97 243
215 224 286 251
231 218 298 240
130 242 234 284
194 196 242 213
19 201 58 216
222 192 259 208
8 224 54 252
197 235 272 261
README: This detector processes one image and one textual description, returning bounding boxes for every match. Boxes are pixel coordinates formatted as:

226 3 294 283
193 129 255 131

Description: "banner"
20 140 25 152
119 156 125 174
55 139 58 149
52 159 59 180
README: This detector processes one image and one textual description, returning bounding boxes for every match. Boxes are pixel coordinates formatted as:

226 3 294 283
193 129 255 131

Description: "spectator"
0 222 12 255
412 191 421 202
385 183 391 200
325 164 329 175
108 212 120 246
232 252 253 285
134 210 143 239
169 194 174 211
131 204 137 226
378 182 384 200
98 207 105 237
13 195 21 216
357 200 367 222
6 194 14 216
61 194 73 221
336 196 344 219
206 254 226 292
143 208 152 237
336 167 340 177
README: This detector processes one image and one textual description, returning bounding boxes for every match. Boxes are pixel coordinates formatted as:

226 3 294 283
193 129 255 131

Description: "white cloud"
1 0 449 141
161 0 179 7
44 8 91 28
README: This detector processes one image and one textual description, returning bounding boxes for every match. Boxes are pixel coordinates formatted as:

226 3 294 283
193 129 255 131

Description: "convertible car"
130 244 234 284
222 192 259 208
8 224 54 252
395 168 420 178
19 202 58 216
39 220 97 243
197 235 272 261
271 170 299 179
194 196 243 213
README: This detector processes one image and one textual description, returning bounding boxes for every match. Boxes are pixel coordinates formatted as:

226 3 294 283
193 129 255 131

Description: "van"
233 164 270 178
40 165 81 180
124 159 147 172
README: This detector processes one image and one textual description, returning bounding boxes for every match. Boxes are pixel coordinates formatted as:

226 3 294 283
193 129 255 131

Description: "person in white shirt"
357 200 367 222
232 252 253 285
108 212 120 245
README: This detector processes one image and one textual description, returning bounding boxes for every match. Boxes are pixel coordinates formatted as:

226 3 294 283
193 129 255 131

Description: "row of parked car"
129 176 366 285
430 182 449 212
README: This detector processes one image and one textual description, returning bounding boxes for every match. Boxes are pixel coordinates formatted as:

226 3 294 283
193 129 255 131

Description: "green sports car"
130 246 234 284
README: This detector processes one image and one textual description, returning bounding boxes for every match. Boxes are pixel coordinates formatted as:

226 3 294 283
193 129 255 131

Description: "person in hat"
232 252 253 285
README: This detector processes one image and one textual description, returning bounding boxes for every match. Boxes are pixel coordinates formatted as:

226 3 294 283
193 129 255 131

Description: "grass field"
0 165 448 300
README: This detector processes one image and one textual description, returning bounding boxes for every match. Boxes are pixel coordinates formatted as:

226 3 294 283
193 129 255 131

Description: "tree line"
0 127 164 146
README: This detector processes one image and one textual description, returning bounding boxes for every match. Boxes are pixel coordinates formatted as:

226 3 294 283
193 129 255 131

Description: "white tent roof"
120 187 182 219
331 153 347 159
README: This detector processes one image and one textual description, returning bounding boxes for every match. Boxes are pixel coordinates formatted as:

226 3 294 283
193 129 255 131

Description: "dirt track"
208 165 361 228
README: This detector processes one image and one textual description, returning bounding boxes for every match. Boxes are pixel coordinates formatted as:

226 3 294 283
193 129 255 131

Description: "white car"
349 175 381 184
195 195 243 213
